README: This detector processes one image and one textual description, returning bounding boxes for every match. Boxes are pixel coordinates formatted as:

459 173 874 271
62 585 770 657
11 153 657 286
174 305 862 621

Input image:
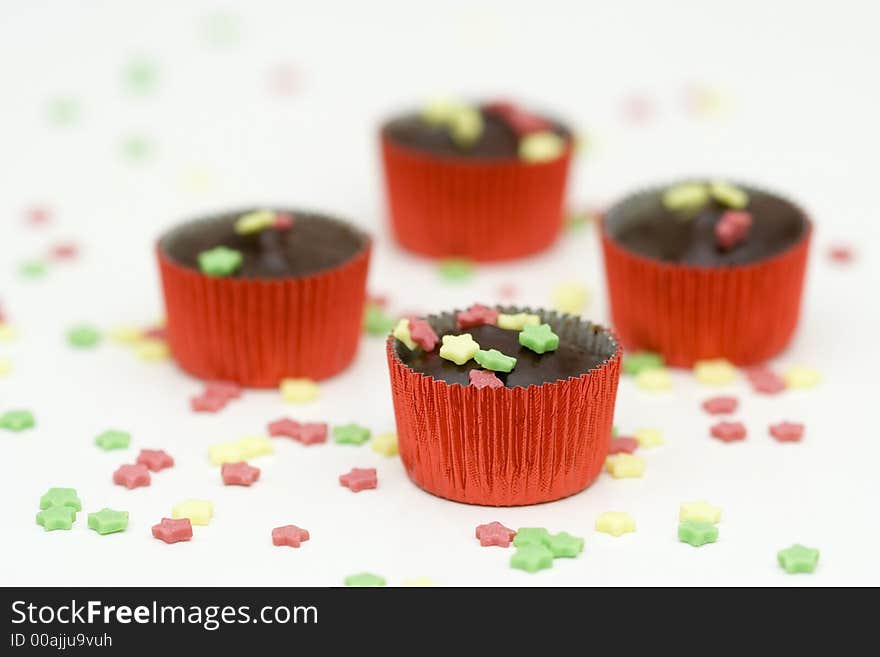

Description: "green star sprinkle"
203 11 241 46
40 488 81 511
474 348 517 373
95 429 131 451
121 135 154 162
612 425 618 436
519 323 560 354
123 56 157 95
623 351 664 376
363 304 396 336
438 258 474 282
88 508 129 535
777 544 820 574
344 572 386 587
198 246 243 277
67 324 102 348
544 532 584 558
510 545 554 573
678 520 719 547
709 180 748 209
512 527 550 548
662 182 709 212
47 97 80 126
19 260 47 279
0 409 35 432
333 423 371 446
565 211 589 232
36 506 76 531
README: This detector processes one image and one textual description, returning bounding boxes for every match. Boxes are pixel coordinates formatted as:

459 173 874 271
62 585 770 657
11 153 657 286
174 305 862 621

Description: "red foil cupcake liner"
157 221 371 388
601 190 811 368
386 307 621 506
380 133 573 261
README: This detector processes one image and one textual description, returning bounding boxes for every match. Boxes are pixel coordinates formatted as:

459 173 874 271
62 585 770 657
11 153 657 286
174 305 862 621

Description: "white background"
1 0 878 586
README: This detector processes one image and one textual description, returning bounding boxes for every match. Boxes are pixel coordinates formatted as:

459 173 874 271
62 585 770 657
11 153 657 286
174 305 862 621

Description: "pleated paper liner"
380 131 573 262
157 213 371 388
601 183 811 368
386 307 622 506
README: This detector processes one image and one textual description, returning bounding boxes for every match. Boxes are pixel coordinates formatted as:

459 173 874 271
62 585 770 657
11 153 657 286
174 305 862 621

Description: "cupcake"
157 208 371 387
381 99 574 261
386 305 621 506
601 180 811 367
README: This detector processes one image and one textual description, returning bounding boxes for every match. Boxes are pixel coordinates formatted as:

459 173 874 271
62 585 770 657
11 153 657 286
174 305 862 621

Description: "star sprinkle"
236 435 274 459
221 462 261 486
191 380 241 413
551 282 589 315
272 525 310 548
437 258 474 282
208 441 244 465
623 351 664 375
715 210 753 250
663 182 709 211
36 506 76 531
769 421 804 443
123 55 157 95
544 532 584 558
497 313 540 331
339 467 377 492
191 392 227 413
694 359 736 385
745 365 786 394
88 508 129 535
136 449 174 472
19 260 47 279
608 436 638 455
777 544 819 574
678 520 719 547
519 323 559 354
512 527 550 548
333 424 371 446
67 324 101 348
710 421 746 443
402 577 438 587
344 573 386 587
0 356 10 378
371 432 398 457
363 303 396 336
40 488 81 511
408 318 439 351
234 209 276 235
109 325 142 344
134 338 169 362
198 246 242 276
595 512 636 537
510 545 555 573
0 409 35 432
121 134 154 163
268 418 328 446
392 318 417 350
519 131 566 163
475 522 516 547
634 427 664 448
0 323 18 342
702 396 738 414
439 333 480 365
484 101 551 135
710 181 749 209
172 500 213 526
680 501 722 524
828 244 854 263
456 304 498 329
605 454 645 478
95 429 130 451
47 97 80 126
280 378 319 403
449 106 484 148
113 464 151 489
635 367 672 391
469 369 504 389
783 365 821 389
474 348 517 372
152 518 193 544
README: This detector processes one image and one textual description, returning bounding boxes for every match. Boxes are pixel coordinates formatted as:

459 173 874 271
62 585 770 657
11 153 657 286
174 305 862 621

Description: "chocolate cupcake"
601 181 811 367
381 99 575 261
386 305 621 506
158 208 371 387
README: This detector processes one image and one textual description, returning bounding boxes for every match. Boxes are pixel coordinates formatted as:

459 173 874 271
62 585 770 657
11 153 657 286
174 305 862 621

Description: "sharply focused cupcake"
386 304 621 506
157 208 371 387
601 180 811 367
381 99 575 261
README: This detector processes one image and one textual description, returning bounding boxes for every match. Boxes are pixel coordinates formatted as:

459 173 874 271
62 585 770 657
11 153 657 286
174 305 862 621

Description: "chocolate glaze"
605 183 808 266
159 210 369 279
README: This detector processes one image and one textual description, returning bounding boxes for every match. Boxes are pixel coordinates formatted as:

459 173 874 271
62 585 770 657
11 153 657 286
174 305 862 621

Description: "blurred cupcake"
158 208 371 387
601 180 810 367
381 99 574 261
386 305 621 506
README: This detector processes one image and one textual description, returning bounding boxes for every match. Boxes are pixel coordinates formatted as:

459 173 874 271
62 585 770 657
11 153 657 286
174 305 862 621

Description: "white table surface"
1 0 878 586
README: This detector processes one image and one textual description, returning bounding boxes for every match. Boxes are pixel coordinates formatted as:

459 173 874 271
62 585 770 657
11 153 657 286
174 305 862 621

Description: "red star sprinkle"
408 317 439 351
621 94 655 124
367 293 389 308
272 524 310 548
204 380 241 400
26 205 51 226
274 212 294 230
457 303 499 329
269 64 299 97
268 417 301 439
475 521 517 547
267 418 327 445
745 365 786 394
828 244 854 263
152 517 193 544
48 242 78 260
469 369 504 389
715 210 753 251
702 396 739 415
710 421 747 443
136 449 174 472
608 436 639 454
484 101 551 136
221 461 261 486
113 463 151 489
769 421 804 443
142 326 167 340
191 380 241 413
497 283 517 300
339 467 377 492
190 393 228 413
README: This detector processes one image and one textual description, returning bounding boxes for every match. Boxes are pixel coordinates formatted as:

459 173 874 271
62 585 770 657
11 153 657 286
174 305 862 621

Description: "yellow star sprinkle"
371 432 399 457
236 435 274 459
134 338 169 362
0 323 18 342
497 313 541 331
605 454 645 479
694 358 736 385
519 131 566 163
392 319 416 350
421 97 467 124
679 500 722 524
402 577 438 587
439 334 480 365
172 499 214 526
634 427 664 448
595 512 636 537
783 365 821 389
109 325 143 344
280 378 319 403
235 209 275 235
635 367 672 391
208 441 244 466
551 282 590 315
0 356 10 377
